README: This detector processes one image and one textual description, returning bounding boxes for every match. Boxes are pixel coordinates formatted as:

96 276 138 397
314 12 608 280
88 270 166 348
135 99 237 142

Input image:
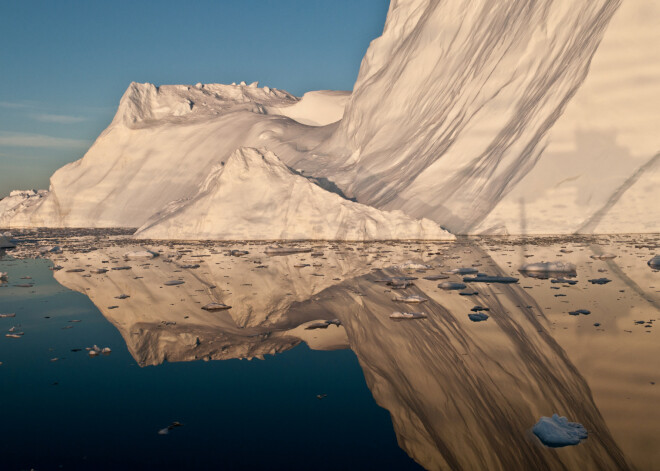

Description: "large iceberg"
1 0 659 237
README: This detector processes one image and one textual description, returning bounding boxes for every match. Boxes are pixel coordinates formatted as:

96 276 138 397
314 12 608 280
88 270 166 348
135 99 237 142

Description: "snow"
266 90 350 126
134 147 453 241
533 414 588 448
1 1 659 237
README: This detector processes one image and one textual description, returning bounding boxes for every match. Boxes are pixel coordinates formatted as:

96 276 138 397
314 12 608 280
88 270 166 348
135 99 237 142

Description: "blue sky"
0 0 388 197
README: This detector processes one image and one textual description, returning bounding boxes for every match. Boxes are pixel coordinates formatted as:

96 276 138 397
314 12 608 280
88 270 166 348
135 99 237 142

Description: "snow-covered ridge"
113 81 298 127
135 147 452 240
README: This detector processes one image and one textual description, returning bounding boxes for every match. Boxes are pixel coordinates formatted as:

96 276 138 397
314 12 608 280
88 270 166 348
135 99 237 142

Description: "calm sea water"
0 258 420 471
1 231 659 470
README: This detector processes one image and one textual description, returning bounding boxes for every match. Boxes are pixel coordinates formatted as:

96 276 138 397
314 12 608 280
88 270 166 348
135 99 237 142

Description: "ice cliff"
1 0 658 236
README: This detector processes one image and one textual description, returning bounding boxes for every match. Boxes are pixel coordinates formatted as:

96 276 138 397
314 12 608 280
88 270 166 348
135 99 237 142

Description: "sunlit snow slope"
135 147 451 240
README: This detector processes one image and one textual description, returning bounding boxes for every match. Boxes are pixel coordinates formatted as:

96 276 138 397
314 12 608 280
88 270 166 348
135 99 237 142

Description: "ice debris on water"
0 235 16 249
533 414 587 448
392 295 428 304
588 278 611 285
569 309 591 316
590 253 617 260
164 280 185 286
158 421 183 435
0 313 16 318
87 345 111 356
462 274 518 284
648 255 660 269
438 282 466 290
0 272 8 282
468 313 489 322
446 267 478 275
519 261 576 276
201 302 232 311
390 311 427 320
124 250 158 260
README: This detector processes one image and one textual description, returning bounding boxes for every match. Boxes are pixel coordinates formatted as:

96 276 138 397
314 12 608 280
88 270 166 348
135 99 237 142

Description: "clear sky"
0 0 389 197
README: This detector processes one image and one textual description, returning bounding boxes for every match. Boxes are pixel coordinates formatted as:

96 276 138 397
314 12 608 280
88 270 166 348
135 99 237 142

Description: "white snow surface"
266 90 350 126
2 0 659 237
135 147 452 241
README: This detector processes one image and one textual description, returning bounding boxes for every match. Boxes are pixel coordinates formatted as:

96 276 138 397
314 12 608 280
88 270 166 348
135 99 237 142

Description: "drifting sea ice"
519 261 577 274
533 414 587 448
648 255 660 269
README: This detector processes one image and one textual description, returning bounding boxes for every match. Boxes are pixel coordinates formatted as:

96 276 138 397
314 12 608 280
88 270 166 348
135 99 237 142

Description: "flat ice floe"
533 414 587 448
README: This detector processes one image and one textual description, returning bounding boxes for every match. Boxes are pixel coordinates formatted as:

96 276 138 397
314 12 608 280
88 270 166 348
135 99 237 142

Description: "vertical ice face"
324 0 622 232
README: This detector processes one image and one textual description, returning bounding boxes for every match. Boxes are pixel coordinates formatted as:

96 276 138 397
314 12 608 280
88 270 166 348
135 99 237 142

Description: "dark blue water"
0 258 421 471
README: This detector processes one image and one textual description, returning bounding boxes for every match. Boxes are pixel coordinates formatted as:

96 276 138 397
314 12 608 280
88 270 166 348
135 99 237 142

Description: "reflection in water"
7 231 660 470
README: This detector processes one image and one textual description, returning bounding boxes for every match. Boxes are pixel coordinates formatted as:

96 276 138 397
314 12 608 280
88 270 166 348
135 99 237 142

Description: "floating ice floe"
87 345 112 356
164 280 185 286
569 309 591 316
423 274 449 281
124 250 159 260
158 421 183 435
227 249 249 257
265 246 312 255
648 255 660 269
438 282 467 290
39 246 62 254
462 274 518 284
396 262 433 271
590 253 617 260
392 295 428 304
446 267 478 275
468 313 489 322
588 278 611 285
390 311 427 320
0 313 16 318
0 235 16 249
533 414 587 448
519 261 577 277
0 272 8 281
201 302 232 311
90 268 108 274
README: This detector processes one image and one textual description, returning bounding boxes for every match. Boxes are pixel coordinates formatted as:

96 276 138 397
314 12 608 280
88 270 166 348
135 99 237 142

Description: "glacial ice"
0 0 658 238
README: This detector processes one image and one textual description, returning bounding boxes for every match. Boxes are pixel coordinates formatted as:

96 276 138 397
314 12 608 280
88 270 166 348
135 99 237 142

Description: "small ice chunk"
201 302 231 311
588 278 611 285
462 275 518 283
397 262 432 271
438 282 466 290
520 261 576 275
533 414 587 448
468 313 489 322
164 280 184 286
124 250 158 260
446 267 478 275
392 295 428 304
389 311 427 320
0 272 8 281
568 309 591 316
591 253 617 260
0 235 16 249
648 255 660 269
